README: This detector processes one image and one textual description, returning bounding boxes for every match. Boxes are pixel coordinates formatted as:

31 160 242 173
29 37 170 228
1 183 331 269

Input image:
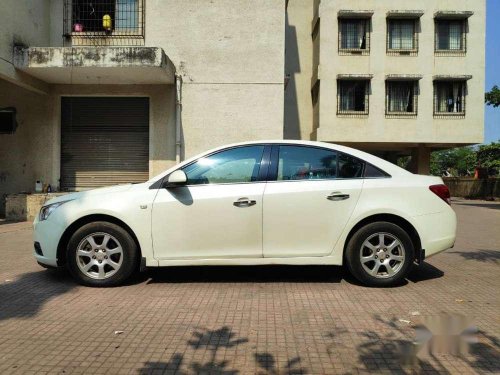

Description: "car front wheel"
345 222 415 287
66 221 138 287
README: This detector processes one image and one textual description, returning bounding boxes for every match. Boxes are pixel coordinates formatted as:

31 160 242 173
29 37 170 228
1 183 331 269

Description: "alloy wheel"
76 232 124 279
359 232 406 278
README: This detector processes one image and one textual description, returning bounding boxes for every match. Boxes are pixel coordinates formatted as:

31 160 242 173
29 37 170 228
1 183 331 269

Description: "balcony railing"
63 0 145 46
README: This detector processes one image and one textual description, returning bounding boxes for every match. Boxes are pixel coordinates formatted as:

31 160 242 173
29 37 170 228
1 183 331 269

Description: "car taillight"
429 184 451 205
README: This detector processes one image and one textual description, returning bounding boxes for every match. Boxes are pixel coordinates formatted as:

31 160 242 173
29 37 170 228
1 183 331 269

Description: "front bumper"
33 216 66 267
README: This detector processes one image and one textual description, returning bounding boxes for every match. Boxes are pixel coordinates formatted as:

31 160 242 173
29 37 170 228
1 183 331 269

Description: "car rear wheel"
66 221 138 287
345 222 415 287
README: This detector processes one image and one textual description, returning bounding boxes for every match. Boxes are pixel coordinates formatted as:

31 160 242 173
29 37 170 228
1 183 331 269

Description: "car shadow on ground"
447 249 500 264
452 201 500 210
138 262 444 288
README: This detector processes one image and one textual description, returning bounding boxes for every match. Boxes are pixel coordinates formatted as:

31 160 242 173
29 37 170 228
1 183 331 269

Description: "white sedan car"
34 141 456 287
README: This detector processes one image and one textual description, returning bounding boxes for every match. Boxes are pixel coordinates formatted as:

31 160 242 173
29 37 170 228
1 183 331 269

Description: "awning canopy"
386 74 423 81
337 74 373 80
386 10 424 18
338 10 374 19
434 11 474 19
14 47 175 85
433 75 472 81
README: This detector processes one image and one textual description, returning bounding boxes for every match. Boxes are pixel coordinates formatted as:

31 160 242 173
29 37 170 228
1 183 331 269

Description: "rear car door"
263 145 364 257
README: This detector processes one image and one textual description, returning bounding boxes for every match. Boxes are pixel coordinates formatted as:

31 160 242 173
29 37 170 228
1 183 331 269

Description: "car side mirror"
164 170 187 187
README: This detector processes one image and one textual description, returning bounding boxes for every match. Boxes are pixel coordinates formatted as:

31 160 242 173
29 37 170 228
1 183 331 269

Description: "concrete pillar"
409 145 431 175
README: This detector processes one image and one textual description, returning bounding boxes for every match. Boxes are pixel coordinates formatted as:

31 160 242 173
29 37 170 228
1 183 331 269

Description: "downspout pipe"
175 73 183 164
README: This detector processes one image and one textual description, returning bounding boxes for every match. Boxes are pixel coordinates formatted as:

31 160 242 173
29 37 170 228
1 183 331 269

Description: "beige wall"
0 0 53 92
284 0 314 140
0 0 286 215
0 80 52 214
312 0 485 147
145 0 285 157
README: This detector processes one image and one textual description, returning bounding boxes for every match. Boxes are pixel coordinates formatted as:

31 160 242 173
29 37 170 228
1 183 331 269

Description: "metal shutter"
61 97 149 191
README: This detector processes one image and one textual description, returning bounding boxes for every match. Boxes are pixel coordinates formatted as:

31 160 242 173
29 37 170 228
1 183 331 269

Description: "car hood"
44 184 135 206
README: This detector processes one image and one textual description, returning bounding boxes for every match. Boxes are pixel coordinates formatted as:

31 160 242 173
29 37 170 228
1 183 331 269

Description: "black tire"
345 221 414 287
66 221 138 287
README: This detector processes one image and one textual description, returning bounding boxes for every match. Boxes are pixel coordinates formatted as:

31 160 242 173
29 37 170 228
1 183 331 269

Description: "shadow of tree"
0 269 75 321
254 353 307 375
466 330 500 373
138 326 309 375
448 249 500 264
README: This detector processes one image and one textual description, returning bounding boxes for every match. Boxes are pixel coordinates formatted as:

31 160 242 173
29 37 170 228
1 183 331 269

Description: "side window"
338 153 365 178
182 146 264 185
277 146 337 181
364 163 390 178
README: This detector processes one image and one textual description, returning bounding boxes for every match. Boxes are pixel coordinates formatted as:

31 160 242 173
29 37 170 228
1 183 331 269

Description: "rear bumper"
412 208 457 258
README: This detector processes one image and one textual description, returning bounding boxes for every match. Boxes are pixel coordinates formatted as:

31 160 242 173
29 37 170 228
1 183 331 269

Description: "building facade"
0 0 485 217
285 0 485 174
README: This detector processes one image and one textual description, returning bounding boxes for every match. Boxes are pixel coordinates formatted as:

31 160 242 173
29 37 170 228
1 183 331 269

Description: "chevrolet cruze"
34 141 456 287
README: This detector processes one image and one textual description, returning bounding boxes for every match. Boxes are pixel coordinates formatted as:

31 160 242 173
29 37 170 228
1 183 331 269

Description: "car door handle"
233 197 257 207
327 192 350 201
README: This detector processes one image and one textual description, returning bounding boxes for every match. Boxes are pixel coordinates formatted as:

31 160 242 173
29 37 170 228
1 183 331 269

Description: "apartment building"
0 0 285 216
285 0 485 174
0 0 486 217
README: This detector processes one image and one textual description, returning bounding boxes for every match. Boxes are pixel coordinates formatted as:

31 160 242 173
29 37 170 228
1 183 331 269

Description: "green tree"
485 86 500 107
477 141 500 175
430 146 477 176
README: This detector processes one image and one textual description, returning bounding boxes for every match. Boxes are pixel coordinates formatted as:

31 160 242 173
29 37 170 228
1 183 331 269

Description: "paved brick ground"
0 199 498 374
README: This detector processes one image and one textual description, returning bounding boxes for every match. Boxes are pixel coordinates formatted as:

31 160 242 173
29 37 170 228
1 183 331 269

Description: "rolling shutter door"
61 97 149 191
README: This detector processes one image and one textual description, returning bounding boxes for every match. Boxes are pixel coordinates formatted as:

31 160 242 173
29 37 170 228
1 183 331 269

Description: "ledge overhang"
434 11 474 19
387 10 424 18
13 47 175 85
338 10 374 19
337 74 373 80
386 74 423 81
433 75 472 81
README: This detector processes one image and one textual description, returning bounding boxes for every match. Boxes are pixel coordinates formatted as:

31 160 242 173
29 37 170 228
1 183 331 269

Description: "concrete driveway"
0 199 498 374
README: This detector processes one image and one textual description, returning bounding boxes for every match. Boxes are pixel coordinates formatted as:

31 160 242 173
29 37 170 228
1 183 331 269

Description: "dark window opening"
72 0 116 32
0 108 17 134
434 81 466 114
387 19 417 50
338 80 369 115
435 19 465 51
339 18 370 52
386 81 417 115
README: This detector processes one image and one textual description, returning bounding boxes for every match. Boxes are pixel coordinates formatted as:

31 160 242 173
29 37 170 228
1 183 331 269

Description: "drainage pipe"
175 73 183 164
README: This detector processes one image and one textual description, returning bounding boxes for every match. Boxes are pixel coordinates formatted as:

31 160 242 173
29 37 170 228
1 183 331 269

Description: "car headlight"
39 200 72 221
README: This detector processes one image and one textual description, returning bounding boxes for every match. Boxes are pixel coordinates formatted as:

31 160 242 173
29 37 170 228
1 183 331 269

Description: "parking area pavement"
0 199 499 374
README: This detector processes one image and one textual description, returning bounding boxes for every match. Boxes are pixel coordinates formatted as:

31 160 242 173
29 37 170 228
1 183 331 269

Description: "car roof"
148 140 411 182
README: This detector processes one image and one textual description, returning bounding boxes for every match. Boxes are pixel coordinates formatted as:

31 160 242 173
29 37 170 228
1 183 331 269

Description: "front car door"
152 145 269 259
263 145 364 257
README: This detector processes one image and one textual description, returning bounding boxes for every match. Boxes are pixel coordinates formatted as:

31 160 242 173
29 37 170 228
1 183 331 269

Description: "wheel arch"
56 214 142 267
343 213 422 260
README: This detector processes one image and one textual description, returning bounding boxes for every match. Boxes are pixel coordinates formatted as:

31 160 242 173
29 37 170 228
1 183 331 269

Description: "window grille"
434 81 466 116
387 19 418 54
63 0 145 46
386 81 418 117
339 19 370 55
435 19 466 53
337 80 369 116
